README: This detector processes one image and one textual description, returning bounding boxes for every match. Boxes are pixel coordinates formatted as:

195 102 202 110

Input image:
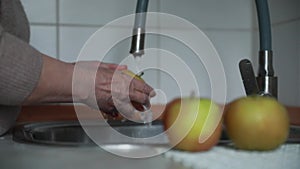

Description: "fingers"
119 71 155 108
131 101 145 111
128 85 153 110
95 92 117 117
131 79 156 97
112 99 136 118
129 90 149 106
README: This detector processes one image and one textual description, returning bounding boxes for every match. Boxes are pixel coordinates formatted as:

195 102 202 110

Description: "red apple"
163 97 222 152
224 95 289 150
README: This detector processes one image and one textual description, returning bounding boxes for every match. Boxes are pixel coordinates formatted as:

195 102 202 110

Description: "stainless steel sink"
12 120 173 157
12 120 169 146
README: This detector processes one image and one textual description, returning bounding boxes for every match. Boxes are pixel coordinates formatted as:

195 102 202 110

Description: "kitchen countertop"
1 134 299 169
0 135 186 169
2 105 299 169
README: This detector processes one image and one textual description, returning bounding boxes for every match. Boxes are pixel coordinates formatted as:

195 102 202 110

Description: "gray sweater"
0 0 43 135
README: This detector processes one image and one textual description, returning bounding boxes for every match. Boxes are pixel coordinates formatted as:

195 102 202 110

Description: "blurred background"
20 0 300 106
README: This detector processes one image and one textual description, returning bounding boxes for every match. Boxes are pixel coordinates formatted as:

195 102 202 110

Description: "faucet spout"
130 0 149 57
130 27 145 57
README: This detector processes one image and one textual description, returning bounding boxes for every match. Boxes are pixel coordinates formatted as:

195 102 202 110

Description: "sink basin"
13 120 169 146
13 120 171 158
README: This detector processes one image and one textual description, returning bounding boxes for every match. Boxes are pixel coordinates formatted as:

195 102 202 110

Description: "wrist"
71 62 96 104
24 55 75 104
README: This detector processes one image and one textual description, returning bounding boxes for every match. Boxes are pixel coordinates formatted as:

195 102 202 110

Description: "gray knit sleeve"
0 25 43 105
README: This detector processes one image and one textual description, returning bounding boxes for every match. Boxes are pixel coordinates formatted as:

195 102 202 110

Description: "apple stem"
137 71 144 77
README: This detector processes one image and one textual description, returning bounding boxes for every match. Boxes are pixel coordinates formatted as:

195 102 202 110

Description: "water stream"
133 56 153 126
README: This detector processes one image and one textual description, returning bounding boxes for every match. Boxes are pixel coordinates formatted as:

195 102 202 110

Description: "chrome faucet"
239 0 277 98
129 0 278 98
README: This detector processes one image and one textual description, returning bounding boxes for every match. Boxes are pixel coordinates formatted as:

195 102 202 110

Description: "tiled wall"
268 0 300 106
20 0 300 105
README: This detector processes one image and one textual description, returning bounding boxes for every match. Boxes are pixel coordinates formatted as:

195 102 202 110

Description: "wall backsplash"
21 0 300 106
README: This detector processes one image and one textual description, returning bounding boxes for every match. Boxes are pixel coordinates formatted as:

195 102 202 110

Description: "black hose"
135 0 149 13
133 0 149 29
255 0 272 51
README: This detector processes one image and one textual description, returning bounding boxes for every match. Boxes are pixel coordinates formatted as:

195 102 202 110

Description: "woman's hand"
74 61 155 117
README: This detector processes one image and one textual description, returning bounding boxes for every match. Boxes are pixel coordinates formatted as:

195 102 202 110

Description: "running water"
139 105 153 127
133 56 153 126
133 56 142 73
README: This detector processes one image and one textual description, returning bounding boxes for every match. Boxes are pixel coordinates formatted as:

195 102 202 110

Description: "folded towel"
164 144 300 169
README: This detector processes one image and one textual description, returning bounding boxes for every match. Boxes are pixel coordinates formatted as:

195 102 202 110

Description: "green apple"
163 97 222 152
224 95 289 151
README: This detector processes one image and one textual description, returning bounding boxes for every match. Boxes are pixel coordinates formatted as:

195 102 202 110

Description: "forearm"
0 26 43 105
24 55 76 104
23 56 129 105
